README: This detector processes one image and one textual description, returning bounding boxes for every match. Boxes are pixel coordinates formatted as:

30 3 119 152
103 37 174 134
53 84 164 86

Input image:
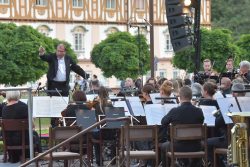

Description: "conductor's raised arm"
38 46 45 56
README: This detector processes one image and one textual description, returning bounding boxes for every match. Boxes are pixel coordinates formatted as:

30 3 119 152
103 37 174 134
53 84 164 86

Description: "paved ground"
0 155 118 167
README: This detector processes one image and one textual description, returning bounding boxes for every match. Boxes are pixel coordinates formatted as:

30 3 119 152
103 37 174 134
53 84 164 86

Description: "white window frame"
36 0 47 6
106 0 116 9
136 0 145 10
0 0 9 4
159 69 167 78
37 25 50 36
165 34 173 52
173 69 180 79
73 0 83 7
74 33 85 52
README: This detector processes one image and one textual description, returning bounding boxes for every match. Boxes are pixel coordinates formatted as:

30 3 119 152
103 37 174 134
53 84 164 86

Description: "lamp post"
128 18 151 86
194 0 201 74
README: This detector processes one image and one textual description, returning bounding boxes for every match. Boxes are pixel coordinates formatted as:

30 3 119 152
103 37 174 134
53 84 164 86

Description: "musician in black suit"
237 60 250 84
161 86 204 167
2 90 41 163
39 44 89 96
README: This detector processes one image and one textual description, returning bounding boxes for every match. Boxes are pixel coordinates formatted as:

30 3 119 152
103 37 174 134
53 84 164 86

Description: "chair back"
170 123 206 141
49 126 82 144
2 119 29 163
167 124 208 167
124 125 158 141
120 125 159 166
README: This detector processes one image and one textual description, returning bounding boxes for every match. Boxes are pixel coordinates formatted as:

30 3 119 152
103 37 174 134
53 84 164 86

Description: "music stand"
104 107 126 129
103 107 126 166
217 97 240 124
209 76 219 83
76 109 97 130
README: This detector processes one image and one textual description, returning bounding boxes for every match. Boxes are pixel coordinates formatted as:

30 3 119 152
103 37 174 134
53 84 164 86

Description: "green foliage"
212 0 250 38
172 28 242 72
91 32 150 80
0 23 76 86
236 34 250 61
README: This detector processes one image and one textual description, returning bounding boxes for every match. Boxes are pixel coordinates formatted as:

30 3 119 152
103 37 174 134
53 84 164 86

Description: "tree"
236 34 250 62
0 23 76 86
212 0 250 38
172 28 242 73
91 32 150 80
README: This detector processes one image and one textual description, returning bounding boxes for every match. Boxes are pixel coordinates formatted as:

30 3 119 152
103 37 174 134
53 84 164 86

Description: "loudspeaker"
165 0 193 52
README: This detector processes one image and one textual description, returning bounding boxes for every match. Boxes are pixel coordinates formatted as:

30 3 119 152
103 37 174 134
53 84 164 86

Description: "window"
173 69 180 79
165 34 173 52
73 0 83 7
0 0 8 4
36 0 47 6
105 27 119 35
106 0 116 9
72 26 87 53
136 0 145 10
74 33 84 51
159 70 167 78
37 25 51 36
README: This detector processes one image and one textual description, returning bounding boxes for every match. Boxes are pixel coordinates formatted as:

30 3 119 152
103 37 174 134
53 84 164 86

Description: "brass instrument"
227 112 250 167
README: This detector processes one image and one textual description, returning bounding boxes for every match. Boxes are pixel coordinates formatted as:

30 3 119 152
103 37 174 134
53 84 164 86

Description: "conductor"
38 44 89 96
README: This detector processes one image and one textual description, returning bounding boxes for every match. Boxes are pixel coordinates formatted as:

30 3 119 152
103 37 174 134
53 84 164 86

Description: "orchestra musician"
203 59 217 77
91 86 115 166
159 80 175 104
225 58 234 73
2 90 41 163
235 60 250 84
198 82 227 166
117 77 137 97
146 77 159 90
141 84 155 105
231 83 246 97
61 90 90 126
160 86 204 167
219 77 232 97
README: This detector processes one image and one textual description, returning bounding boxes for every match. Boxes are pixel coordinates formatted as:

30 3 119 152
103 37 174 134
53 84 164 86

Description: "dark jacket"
161 102 204 151
40 53 87 85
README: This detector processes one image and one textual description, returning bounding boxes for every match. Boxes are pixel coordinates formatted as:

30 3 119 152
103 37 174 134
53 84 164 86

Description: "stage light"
184 0 191 7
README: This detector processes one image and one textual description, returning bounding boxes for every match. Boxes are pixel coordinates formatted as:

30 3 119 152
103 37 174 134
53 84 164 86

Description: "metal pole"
149 0 155 78
194 0 201 74
27 88 34 159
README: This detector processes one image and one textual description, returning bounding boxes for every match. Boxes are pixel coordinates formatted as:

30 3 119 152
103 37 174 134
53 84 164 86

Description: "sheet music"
226 94 233 98
170 93 178 103
113 100 131 116
126 96 145 116
149 93 161 104
144 104 178 125
33 96 69 117
199 105 216 126
217 97 240 124
237 97 250 112
20 98 28 104
86 94 97 101
214 91 224 99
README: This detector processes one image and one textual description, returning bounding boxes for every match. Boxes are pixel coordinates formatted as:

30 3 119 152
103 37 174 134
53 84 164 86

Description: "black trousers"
47 80 69 96
48 80 69 127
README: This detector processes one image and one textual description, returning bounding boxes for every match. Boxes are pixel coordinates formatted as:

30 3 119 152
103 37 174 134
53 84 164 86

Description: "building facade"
0 0 211 87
